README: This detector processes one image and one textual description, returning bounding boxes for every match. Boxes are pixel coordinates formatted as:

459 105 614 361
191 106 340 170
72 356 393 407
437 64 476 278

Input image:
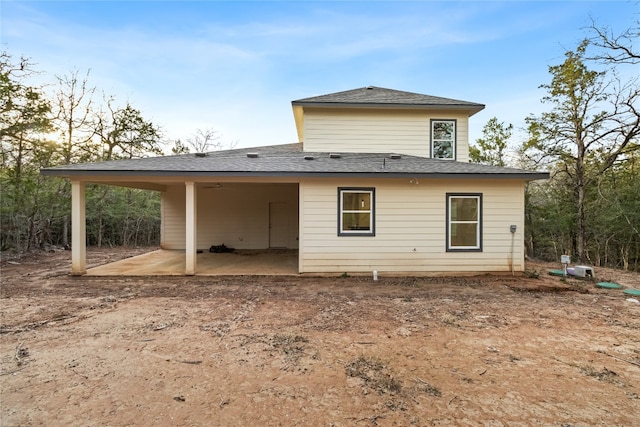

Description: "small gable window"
338 188 375 236
447 193 482 251
431 120 456 160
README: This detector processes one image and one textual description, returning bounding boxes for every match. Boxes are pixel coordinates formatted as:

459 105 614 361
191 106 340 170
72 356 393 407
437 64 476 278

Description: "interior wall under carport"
160 182 299 251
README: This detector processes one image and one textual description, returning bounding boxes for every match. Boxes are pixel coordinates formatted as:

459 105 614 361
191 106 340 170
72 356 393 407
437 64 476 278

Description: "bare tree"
186 128 223 153
587 17 639 64
53 69 97 164
51 69 99 246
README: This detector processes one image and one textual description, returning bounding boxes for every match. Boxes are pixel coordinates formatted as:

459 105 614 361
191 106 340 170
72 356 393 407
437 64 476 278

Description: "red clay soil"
1 248 639 426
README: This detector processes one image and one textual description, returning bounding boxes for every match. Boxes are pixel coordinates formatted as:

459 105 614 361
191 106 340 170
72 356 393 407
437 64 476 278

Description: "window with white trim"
447 193 481 251
338 188 375 236
431 120 456 160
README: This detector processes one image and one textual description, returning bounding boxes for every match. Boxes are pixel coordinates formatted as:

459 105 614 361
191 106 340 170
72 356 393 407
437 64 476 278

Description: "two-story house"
42 86 548 276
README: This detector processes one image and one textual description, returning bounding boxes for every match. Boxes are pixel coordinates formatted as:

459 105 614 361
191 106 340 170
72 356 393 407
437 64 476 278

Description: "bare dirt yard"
1 248 639 426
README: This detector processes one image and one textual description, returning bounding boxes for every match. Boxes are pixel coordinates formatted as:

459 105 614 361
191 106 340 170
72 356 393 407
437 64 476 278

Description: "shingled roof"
41 143 548 180
292 86 485 114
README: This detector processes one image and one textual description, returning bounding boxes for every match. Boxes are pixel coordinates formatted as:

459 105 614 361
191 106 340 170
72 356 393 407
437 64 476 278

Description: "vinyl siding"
299 178 525 273
160 186 186 249
302 108 470 161
162 183 298 250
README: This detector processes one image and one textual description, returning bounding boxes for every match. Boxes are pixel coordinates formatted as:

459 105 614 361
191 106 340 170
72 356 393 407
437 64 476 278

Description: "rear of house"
42 86 547 276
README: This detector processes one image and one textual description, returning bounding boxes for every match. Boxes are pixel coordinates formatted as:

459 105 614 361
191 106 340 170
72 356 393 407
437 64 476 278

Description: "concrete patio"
86 249 299 276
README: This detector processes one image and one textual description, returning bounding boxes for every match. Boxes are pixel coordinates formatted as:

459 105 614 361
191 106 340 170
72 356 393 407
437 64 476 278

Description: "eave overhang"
40 143 549 184
291 101 485 113
41 169 549 181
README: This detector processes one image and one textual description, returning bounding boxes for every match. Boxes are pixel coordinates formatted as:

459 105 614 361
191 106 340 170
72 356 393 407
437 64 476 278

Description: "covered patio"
86 249 299 276
59 176 300 276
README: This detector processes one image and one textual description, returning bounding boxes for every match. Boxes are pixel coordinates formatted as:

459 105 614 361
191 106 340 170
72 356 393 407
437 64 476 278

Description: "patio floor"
86 249 299 276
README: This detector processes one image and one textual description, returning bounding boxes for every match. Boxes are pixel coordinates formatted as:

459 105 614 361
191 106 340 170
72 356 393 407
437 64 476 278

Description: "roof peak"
292 86 484 112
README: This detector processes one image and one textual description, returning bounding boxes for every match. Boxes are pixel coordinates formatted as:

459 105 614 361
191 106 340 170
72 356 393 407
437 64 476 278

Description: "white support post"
298 181 304 274
185 181 197 275
71 180 86 275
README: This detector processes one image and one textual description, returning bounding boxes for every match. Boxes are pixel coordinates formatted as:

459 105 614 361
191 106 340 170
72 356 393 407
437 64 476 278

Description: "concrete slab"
86 249 299 276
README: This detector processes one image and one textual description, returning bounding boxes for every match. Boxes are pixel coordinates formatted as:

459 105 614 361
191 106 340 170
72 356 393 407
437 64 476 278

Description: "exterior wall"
161 183 299 250
302 108 470 161
161 186 186 249
299 178 525 273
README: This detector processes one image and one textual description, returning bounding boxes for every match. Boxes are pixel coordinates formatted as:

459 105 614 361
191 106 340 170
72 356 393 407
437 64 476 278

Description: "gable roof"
41 143 548 180
292 86 485 114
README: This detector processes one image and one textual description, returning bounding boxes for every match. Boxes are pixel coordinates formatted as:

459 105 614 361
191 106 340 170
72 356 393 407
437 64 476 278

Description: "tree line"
470 20 640 271
2 19 638 272
0 53 227 252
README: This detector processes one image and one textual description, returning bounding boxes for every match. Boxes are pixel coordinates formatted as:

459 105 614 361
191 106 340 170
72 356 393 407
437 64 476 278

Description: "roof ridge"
292 86 484 110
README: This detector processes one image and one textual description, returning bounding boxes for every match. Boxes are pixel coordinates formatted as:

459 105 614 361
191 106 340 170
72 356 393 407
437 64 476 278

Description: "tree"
0 51 60 251
587 18 639 65
85 184 161 248
469 117 512 166
170 139 190 154
53 69 98 164
1 49 168 252
52 69 98 246
587 144 640 269
524 41 640 262
97 99 163 160
187 128 222 153
0 52 53 179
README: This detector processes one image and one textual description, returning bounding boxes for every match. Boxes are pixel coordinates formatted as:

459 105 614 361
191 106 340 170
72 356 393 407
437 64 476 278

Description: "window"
431 120 456 160
447 194 481 251
338 188 375 236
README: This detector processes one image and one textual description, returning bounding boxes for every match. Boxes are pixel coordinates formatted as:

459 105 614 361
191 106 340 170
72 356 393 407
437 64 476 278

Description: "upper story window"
431 119 456 160
338 188 375 236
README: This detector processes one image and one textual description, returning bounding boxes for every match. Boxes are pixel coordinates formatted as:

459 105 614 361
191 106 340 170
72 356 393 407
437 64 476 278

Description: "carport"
40 144 305 276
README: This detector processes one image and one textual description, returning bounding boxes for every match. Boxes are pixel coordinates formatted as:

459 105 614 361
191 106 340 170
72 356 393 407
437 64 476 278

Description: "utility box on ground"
574 265 594 278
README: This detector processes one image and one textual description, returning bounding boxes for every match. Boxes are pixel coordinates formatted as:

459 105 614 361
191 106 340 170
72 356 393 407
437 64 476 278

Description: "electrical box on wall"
509 225 517 233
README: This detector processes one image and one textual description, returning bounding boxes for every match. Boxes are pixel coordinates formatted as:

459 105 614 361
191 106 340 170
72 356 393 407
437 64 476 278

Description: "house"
42 86 548 276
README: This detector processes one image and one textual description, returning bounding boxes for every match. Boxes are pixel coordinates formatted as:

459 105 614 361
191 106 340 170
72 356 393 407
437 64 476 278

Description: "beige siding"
161 183 298 250
299 178 525 273
161 186 186 249
302 108 470 161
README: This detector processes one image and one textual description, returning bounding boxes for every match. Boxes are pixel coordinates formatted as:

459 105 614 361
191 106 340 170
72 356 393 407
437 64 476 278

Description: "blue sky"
2 1 638 151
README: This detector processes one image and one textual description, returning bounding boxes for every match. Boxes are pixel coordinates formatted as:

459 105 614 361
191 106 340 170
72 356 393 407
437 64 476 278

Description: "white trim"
339 188 374 235
447 194 481 250
431 119 456 160
185 181 197 275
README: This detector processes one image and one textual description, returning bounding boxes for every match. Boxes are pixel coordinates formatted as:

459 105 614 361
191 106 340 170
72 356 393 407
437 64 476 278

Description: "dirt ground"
1 248 639 426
